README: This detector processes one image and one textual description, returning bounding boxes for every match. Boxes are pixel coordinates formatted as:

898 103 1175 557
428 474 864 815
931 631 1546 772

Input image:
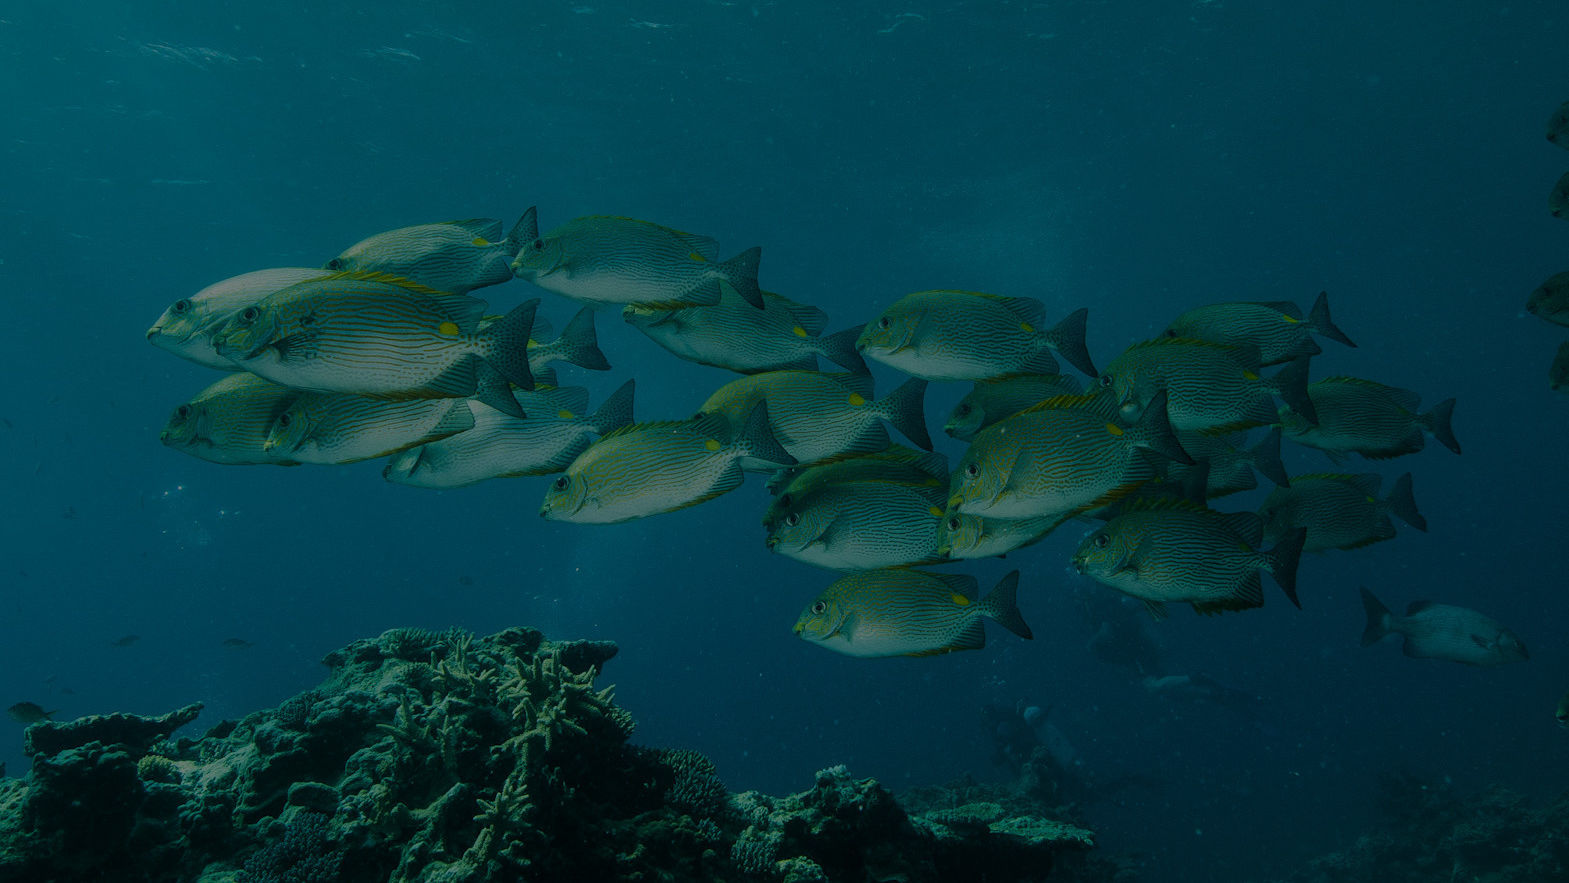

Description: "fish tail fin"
472 363 525 418
1045 307 1097 376
1268 357 1317 426
716 246 764 308
480 298 538 390
588 379 636 435
1247 427 1291 487
875 377 933 451
1359 586 1392 646
1133 389 1193 465
1418 398 1461 454
978 570 1033 639
817 327 870 374
558 306 612 371
506 207 539 252
736 401 796 466
1308 291 1357 348
1385 472 1427 531
1265 527 1307 608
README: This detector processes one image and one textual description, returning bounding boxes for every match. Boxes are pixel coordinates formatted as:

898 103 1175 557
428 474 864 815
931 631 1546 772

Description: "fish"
698 371 931 463
1550 100 1569 148
1279 376 1460 459
510 207 764 308
1102 338 1317 432
949 390 1192 520
264 394 476 465
540 401 794 524
1551 342 1569 393
1162 428 1290 499
147 268 328 370
161 374 303 466
209 271 536 416
937 510 1072 560
222 637 255 649
7 702 56 724
624 282 866 374
326 215 530 295
943 374 1087 441
1558 692 1569 728
1359 587 1529 666
765 478 949 571
1163 292 1356 365
522 306 612 377
764 446 947 529
1260 472 1426 552
110 634 141 647
1524 270 1569 328
793 569 1032 658
1071 500 1307 619
856 290 1096 379
386 381 635 488
1552 171 1569 220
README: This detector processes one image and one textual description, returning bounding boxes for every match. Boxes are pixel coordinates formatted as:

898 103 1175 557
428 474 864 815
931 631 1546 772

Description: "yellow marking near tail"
1242 370 1259 381
928 506 945 518
1020 322 1034 333
471 237 490 247
847 393 866 407
689 252 707 262
950 594 971 606
792 325 808 338
437 321 461 336
704 439 721 451
1281 315 1300 324
558 410 575 420
1104 423 1124 436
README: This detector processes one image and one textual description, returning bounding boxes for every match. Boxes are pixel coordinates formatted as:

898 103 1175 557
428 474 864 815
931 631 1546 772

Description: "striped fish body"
1105 338 1281 433
794 569 1031 658
148 267 327 370
950 401 1172 519
210 273 534 398
700 371 929 463
764 446 948 531
1260 472 1423 552
1280 377 1455 459
160 374 303 466
329 218 518 295
938 511 1070 560
1361 589 1528 666
1527 271 1569 328
855 290 1078 381
766 479 948 570
624 285 862 373
264 394 474 465
1072 504 1284 617
944 374 1086 441
512 212 760 307
384 388 609 488
540 405 790 524
1163 293 1353 365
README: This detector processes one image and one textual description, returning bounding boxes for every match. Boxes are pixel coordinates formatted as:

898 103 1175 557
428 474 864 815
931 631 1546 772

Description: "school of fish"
144 172 1537 668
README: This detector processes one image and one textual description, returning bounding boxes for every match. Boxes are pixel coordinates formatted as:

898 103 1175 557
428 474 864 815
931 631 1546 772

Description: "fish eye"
1097 374 1113 388
878 317 891 329
277 413 291 428
785 513 801 527
965 463 980 478
176 404 192 419
240 306 260 323
947 517 961 531
326 258 344 270
531 238 544 250
955 404 971 416
1163 328 1177 338
172 299 191 314
552 476 570 491
1093 534 1110 548
811 601 827 615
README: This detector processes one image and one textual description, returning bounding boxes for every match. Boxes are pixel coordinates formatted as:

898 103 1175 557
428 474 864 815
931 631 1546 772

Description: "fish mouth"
146 326 162 340
1070 556 1087 574
765 537 779 551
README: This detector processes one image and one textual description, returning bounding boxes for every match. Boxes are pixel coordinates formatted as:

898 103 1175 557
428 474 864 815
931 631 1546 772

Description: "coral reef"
0 626 1104 882
1258 773 1569 883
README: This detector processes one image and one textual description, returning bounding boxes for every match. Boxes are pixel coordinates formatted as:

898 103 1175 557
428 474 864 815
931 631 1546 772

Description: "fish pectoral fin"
1470 634 1496 650
1141 599 1168 621
270 331 318 361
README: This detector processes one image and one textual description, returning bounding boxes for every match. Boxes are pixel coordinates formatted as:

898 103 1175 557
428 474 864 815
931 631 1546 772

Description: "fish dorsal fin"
447 218 505 241
1346 473 1384 497
1291 471 1360 483
1113 496 1212 517
599 415 706 443
1124 336 1242 354
313 269 454 297
929 571 979 598
1316 376 1421 411
997 296 1048 328
772 295 830 336
1019 393 1107 415
1255 300 1305 319
826 371 875 398
1405 601 1435 615
575 215 720 257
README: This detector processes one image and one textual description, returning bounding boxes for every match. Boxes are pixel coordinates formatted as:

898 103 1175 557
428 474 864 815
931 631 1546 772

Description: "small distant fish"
1072 501 1306 619
1279 376 1459 460
511 207 764 308
1359 587 1528 666
1550 100 1569 149
540 402 793 524
221 637 254 649
793 569 1032 657
328 216 528 295
1524 270 1569 327
856 290 1096 380
147 267 327 370
110 634 141 647
1103 338 1317 432
209 271 535 415
1551 342 1569 393
7 702 57 724
766 478 948 570
523 306 611 377
161 374 304 466
699 371 931 462
624 283 866 374
1163 292 1356 365
264 394 475 465
944 374 1087 441
386 381 634 488
1552 171 1569 220
1260 472 1425 552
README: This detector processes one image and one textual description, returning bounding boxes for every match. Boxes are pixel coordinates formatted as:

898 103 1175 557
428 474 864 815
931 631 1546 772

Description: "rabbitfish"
1260 472 1425 552
328 215 530 294
764 446 948 531
1360 588 1528 666
1163 292 1355 365
1102 338 1317 433
944 374 1087 441
937 511 1071 560
161 373 304 466
264 394 475 465
700 371 931 463
1279 376 1459 459
794 569 1032 657
624 283 866 374
766 478 948 571
856 290 1096 380
148 267 327 370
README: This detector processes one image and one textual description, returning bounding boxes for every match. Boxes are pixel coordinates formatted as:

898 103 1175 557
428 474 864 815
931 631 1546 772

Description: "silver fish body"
1260 472 1425 552
764 446 948 530
1103 338 1317 433
264 394 475 465
793 569 1031 658
624 284 866 374
1280 376 1459 459
1163 292 1354 365
766 479 948 571
328 216 527 294
937 511 1071 560
700 371 931 463
944 374 1086 441
147 267 327 370
1360 588 1528 666
160 374 303 466
856 290 1096 380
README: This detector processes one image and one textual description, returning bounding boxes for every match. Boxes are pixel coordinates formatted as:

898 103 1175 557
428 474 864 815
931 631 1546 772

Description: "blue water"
3 3 1566 880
